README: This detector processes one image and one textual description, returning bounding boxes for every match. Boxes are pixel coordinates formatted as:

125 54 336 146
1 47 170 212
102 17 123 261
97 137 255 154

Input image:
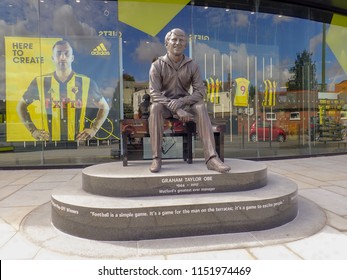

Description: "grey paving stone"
166 248 254 260
300 188 347 215
249 245 302 260
286 226 347 259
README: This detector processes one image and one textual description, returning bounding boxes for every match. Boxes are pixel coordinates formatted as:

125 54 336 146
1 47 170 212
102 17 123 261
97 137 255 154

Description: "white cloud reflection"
135 38 166 63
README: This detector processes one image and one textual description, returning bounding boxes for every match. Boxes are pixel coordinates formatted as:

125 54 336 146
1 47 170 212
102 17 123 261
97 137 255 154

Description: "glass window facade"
1 0 347 167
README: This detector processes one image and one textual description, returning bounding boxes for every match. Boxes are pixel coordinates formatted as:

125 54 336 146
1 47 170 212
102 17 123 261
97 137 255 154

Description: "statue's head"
164 28 187 56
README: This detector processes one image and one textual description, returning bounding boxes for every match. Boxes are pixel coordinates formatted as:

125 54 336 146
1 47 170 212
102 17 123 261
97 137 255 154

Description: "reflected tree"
288 50 317 91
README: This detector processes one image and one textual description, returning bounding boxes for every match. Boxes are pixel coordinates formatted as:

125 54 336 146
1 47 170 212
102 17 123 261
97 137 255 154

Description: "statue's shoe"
206 157 231 173
150 158 162 173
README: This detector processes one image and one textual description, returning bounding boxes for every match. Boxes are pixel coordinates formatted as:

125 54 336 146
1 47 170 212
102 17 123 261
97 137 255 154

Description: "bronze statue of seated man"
148 28 230 173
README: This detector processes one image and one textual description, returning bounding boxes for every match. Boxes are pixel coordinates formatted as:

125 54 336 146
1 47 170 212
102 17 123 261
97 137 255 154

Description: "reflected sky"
0 0 345 100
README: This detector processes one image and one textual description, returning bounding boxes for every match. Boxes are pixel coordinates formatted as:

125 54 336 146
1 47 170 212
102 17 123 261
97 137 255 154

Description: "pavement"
0 154 347 260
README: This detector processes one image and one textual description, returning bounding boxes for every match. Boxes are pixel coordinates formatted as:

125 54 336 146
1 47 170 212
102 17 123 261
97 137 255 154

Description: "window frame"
290 112 301 120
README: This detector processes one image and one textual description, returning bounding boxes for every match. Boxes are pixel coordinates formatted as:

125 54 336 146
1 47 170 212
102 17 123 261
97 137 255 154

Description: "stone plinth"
51 159 298 241
82 159 267 197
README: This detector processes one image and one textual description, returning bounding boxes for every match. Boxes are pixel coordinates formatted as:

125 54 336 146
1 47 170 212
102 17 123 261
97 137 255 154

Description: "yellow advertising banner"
5 37 61 141
327 14 347 75
118 0 190 36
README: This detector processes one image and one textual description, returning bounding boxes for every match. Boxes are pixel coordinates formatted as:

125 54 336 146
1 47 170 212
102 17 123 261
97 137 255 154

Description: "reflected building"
1 0 347 167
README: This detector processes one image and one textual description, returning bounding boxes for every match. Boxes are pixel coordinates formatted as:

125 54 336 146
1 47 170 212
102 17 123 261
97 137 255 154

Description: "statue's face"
166 30 187 57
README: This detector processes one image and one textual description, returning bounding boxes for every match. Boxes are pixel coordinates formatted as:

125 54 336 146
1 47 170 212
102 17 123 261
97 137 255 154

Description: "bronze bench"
120 119 225 166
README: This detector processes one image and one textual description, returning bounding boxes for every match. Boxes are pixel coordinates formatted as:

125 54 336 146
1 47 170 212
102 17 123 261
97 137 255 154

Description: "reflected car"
250 121 286 142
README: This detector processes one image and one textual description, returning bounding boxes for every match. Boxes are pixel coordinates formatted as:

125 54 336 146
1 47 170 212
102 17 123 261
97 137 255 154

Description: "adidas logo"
91 43 110 56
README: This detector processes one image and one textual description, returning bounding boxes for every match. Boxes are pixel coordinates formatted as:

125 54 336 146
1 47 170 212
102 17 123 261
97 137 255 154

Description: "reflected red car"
250 121 286 142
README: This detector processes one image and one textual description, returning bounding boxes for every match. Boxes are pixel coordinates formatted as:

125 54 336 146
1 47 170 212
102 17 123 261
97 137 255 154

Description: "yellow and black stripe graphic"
205 77 221 104
262 80 277 107
38 73 90 141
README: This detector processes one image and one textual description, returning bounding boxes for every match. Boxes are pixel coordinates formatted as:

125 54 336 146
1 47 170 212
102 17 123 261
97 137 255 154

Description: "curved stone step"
51 173 297 241
82 159 268 197
25 196 323 259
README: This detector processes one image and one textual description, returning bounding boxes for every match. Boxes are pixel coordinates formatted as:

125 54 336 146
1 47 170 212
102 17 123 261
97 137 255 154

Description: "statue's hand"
176 109 193 122
152 95 169 103
168 99 184 112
